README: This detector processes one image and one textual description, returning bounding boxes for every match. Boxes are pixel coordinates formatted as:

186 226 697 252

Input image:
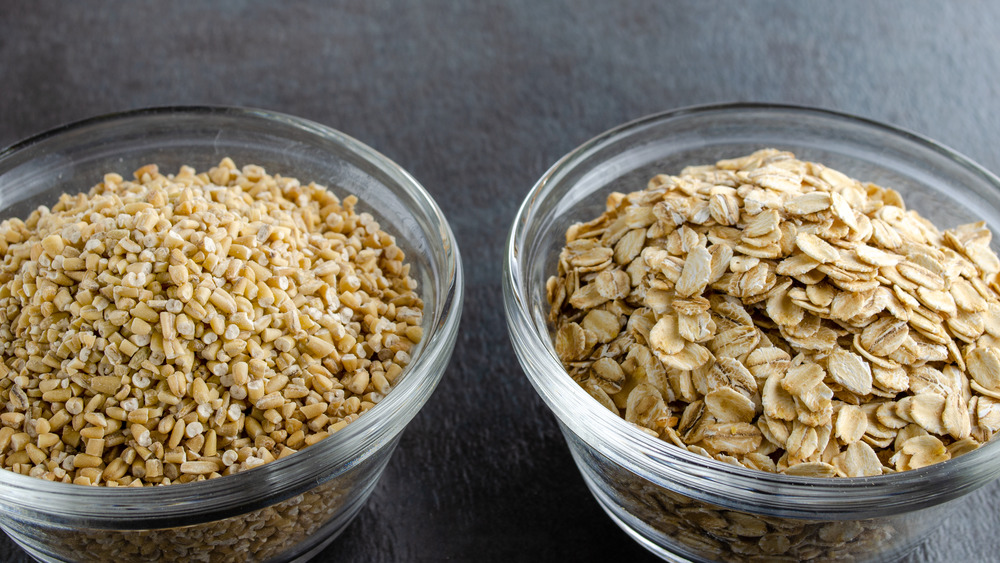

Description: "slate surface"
1 1 999 561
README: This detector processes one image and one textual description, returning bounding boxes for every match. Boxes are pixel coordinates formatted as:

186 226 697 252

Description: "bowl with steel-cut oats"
0 107 463 563
504 104 1000 562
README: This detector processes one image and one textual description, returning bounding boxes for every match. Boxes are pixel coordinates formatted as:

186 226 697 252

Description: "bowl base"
269 483 375 563
576 453 926 563
10 478 376 563
575 464 696 563
600 507 692 563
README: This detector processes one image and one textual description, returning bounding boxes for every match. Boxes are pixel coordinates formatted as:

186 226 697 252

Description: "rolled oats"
548 148 1000 480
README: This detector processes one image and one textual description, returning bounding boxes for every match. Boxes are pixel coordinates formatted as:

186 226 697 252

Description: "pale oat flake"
548 148 1000 478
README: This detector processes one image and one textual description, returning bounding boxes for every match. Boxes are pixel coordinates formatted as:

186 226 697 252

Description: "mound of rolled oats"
548 148 1000 477
0 159 423 486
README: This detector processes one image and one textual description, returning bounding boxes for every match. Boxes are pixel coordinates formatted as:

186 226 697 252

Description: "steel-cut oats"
0 159 423 486
548 148 1000 477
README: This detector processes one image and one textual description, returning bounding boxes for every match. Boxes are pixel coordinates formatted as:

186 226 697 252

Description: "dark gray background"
2 1 999 561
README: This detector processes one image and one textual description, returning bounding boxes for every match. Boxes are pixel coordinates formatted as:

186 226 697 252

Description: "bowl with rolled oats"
0 107 463 562
504 103 1000 562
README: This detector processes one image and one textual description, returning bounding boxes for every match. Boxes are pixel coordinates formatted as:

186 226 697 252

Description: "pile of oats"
0 159 423 487
548 148 1000 477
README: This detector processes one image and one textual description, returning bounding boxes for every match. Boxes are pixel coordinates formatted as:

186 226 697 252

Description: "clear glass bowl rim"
0 106 465 527
503 102 1000 519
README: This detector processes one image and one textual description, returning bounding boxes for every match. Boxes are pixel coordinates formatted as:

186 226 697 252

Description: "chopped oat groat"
0 159 423 487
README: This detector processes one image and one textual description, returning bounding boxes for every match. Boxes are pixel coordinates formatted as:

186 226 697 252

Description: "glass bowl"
0 107 463 562
503 103 1000 562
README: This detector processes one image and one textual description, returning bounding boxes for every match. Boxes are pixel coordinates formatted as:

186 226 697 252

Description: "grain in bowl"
504 104 1000 562
0 159 423 486
547 148 998 478
0 107 462 563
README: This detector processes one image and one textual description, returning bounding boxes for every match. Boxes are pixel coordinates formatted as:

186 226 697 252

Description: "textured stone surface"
1 1 999 561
